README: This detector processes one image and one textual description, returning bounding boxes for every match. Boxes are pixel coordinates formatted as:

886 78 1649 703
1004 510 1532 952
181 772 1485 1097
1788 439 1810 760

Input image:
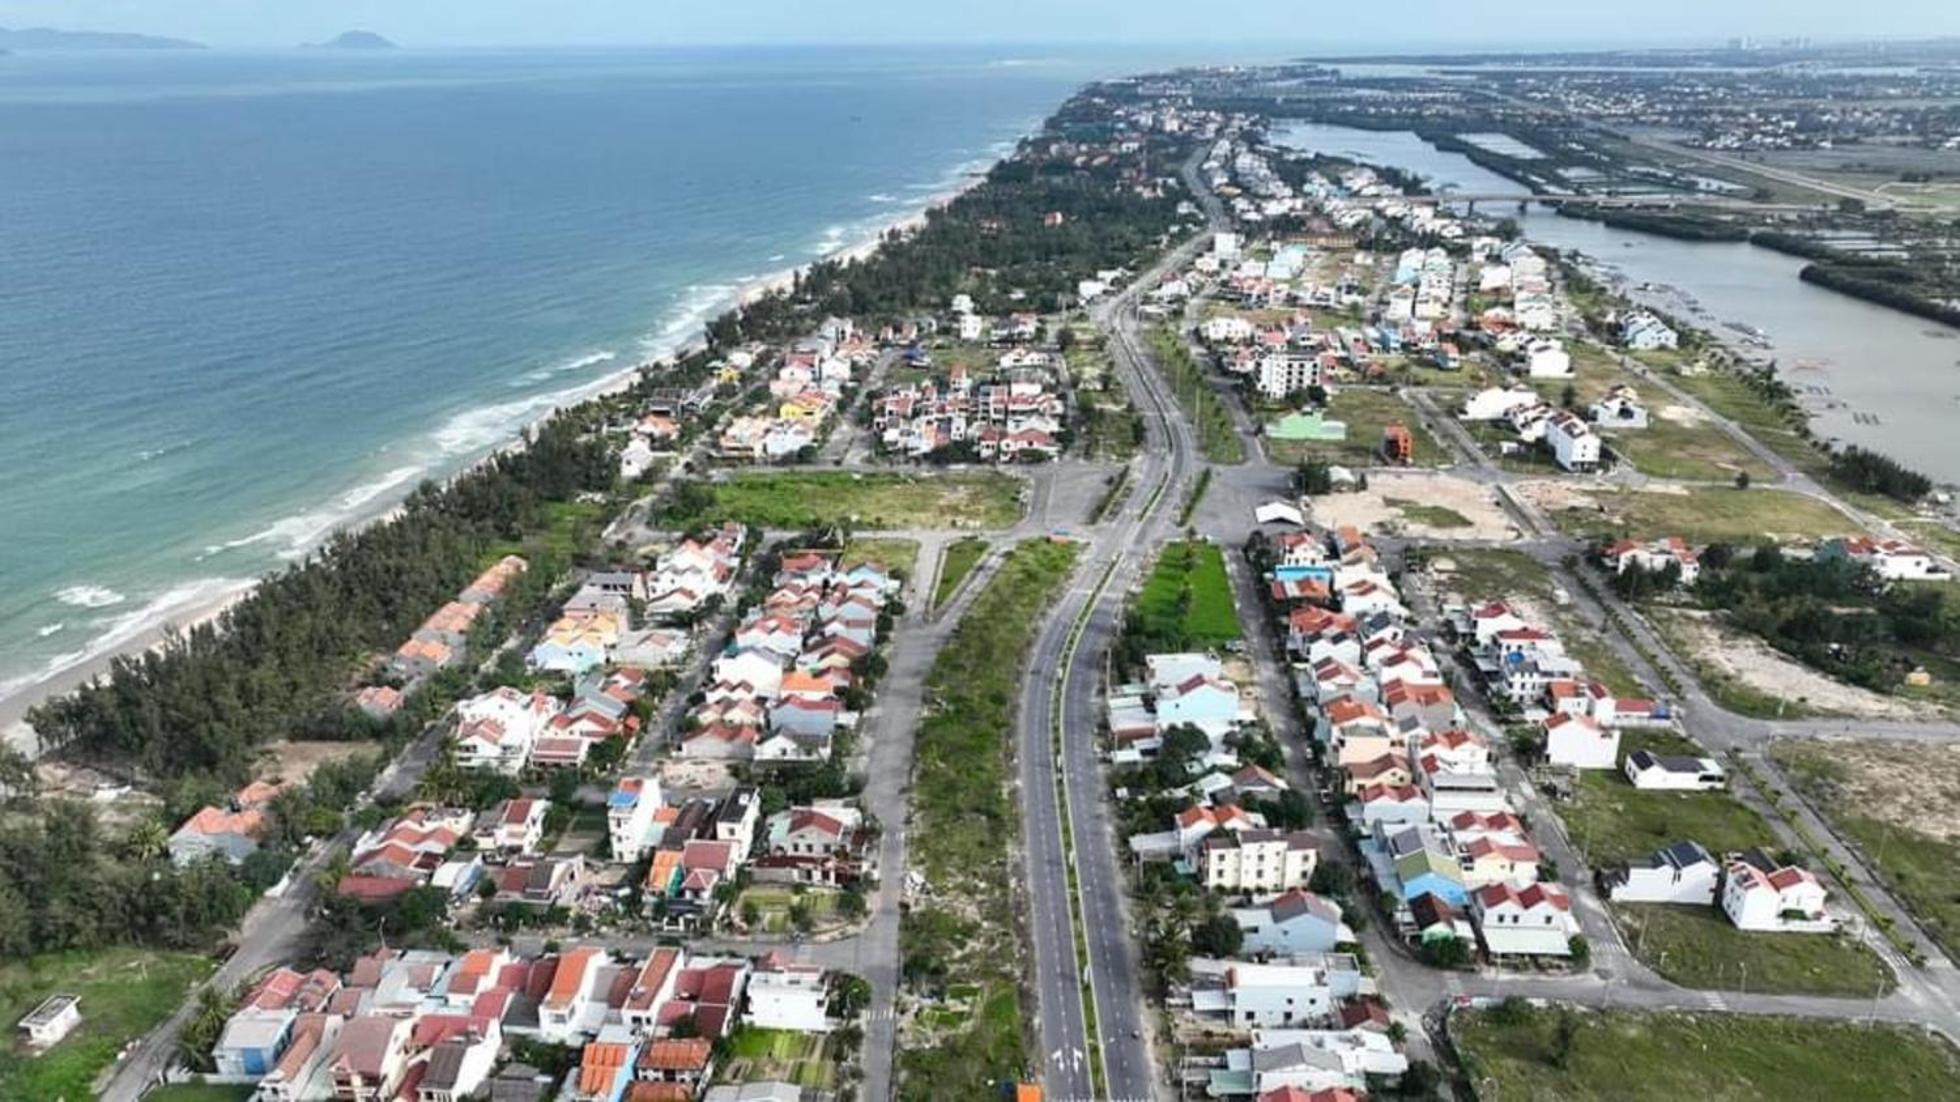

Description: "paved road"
1020 148 1227 1102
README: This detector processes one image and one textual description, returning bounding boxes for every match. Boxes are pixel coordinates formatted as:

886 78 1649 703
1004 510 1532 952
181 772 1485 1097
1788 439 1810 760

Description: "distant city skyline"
0 0 1954 51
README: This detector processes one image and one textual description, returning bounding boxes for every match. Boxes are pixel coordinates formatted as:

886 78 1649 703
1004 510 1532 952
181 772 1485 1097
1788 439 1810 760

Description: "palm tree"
123 820 170 863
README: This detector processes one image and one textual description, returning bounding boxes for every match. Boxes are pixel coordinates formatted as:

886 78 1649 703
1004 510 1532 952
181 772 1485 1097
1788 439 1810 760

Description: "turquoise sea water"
0 45 1186 706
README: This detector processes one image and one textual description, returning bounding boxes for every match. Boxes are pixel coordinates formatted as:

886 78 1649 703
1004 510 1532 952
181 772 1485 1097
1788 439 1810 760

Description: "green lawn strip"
1615 903 1893 997
143 1084 255 1102
1146 325 1245 464
0 948 214 1101
667 471 1024 530
1561 769 1775 867
1543 485 1855 544
931 537 989 610
1135 540 1241 648
898 538 1081 1100
1773 742 1960 959
1452 1003 1960 1101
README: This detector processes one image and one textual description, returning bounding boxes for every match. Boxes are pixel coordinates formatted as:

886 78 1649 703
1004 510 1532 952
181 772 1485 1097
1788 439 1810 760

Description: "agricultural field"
721 1027 842 1091
664 471 1024 530
1775 739 1960 958
1452 1003 1960 1101
0 948 214 1101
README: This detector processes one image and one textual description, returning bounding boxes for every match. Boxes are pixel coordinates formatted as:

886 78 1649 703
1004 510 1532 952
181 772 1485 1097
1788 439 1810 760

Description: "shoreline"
0 166 985 757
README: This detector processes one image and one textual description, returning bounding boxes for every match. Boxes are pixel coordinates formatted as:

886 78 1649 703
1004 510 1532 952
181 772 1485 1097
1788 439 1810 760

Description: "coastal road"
1022 150 1224 1101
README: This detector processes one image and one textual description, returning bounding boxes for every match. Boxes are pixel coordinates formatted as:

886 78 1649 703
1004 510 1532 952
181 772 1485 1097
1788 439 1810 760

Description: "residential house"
1470 882 1578 957
1601 536 1699 585
328 1015 412 1102
1623 749 1725 791
1604 840 1721 906
1201 828 1319 894
1233 890 1352 956
1721 849 1830 932
1542 711 1619 770
745 953 831 1033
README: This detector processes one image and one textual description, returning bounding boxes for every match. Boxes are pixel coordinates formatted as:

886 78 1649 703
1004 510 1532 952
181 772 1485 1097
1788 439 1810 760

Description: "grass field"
1453 1003 1960 1100
1135 540 1241 648
1265 388 1445 469
1146 325 1246 464
1542 485 1853 544
841 537 919 582
736 886 843 935
898 538 1079 1100
0 948 214 1101
1562 766 1773 867
1775 741 1960 957
1616 903 1893 997
670 471 1024 530
932 537 989 610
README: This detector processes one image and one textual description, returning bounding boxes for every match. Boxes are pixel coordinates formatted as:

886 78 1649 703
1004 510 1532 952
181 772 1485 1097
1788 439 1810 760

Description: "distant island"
307 30 397 50
0 25 203 50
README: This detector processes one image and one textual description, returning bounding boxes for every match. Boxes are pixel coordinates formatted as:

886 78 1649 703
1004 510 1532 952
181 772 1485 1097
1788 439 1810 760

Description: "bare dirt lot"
1781 738 1960 843
1312 471 1518 540
1661 609 1925 720
257 739 377 785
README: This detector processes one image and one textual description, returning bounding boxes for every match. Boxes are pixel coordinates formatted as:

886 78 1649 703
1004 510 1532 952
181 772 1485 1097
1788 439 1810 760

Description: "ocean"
0 44 1201 715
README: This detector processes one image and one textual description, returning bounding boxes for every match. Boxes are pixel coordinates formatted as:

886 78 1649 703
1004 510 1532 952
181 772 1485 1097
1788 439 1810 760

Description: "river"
1275 121 1960 485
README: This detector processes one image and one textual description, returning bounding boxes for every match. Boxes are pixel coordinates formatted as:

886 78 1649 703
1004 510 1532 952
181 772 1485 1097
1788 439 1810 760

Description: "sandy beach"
0 172 981 762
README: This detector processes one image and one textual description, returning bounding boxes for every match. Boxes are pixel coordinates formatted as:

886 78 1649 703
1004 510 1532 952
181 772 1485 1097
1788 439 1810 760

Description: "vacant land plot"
841 537 919 582
1562 767 1773 867
932 537 989 610
671 471 1024 530
0 948 214 1101
1265 388 1445 469
1313 472 1515 541
1776 739 1960 955
1652 607 1921 720
1523 482 1853 544
735 886 844 936
1604 411 1775 483
1453 1003 1960 1101
1616 903 1892 997
1135 540 1241 648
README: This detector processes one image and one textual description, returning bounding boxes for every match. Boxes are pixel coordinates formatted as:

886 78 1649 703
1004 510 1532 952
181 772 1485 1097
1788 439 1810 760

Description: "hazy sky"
2 0 1955 50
